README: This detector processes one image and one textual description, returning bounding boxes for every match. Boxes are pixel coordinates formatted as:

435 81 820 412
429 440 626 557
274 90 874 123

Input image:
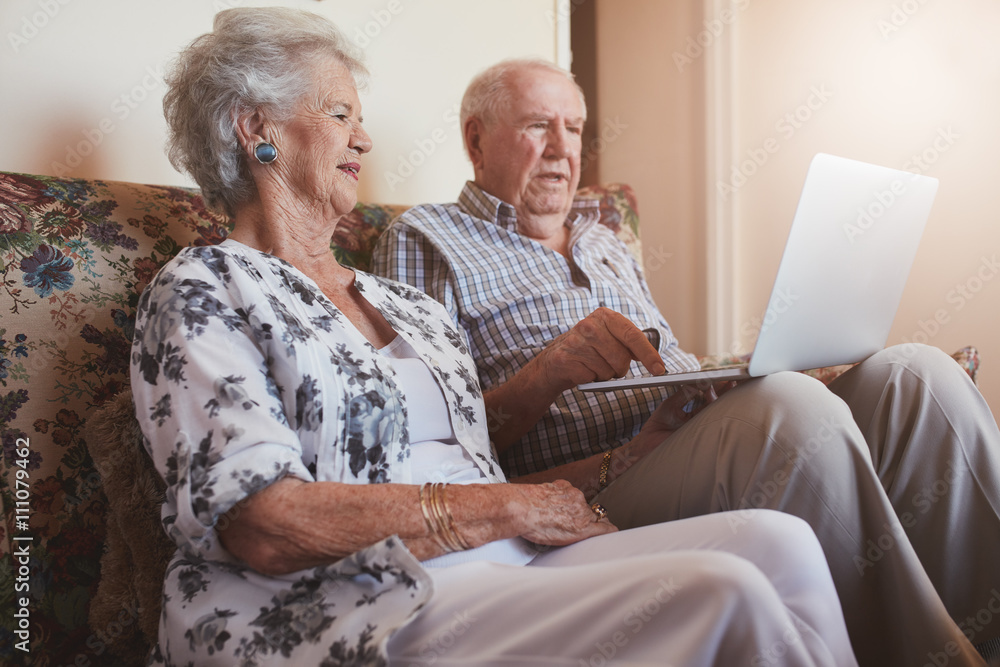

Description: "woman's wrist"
440 483 528 547
418 483 472 553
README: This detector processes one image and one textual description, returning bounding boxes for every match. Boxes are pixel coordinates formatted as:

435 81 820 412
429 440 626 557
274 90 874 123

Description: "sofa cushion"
0 171 641 663
82 390 173 665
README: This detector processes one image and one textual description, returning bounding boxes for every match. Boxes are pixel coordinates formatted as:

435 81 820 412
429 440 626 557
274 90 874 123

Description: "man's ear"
234 108 270 160
464 116 486 172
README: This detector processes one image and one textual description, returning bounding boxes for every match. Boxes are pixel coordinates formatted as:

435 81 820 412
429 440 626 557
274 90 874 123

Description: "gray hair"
459 58 587 155
162 7 368 216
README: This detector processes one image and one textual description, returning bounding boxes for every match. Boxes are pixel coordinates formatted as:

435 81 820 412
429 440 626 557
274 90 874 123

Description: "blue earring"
254 142 277 164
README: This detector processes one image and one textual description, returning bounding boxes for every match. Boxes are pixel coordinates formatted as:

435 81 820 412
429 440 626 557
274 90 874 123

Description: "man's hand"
485 308 668 454
534 307 666 394
643 380 739 434
610 380 739 470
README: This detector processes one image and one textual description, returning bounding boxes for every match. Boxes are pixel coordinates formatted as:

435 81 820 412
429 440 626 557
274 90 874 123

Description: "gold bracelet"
438 483 472 550
433 483 469 552
419 483 450 552
420 483 471 553
598 449 613 489
428 483 458 552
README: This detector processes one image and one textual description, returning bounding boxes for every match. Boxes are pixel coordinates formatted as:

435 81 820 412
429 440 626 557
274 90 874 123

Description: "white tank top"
380 336 536 567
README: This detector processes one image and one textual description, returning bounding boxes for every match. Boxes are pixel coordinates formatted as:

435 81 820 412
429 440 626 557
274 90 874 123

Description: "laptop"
579 152 939 392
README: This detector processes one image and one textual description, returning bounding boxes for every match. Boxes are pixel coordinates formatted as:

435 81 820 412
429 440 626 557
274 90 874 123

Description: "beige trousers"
594 344 999 667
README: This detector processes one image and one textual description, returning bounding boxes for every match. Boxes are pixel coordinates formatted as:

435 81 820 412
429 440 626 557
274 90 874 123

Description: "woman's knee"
728 510 831 579
678 551 781 613
736 509 820 551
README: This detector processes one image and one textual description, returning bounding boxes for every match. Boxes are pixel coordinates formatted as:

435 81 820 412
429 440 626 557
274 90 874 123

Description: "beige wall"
7 0 998 413
731 0 1000 415
594 0 1000 416
1 0 564 206
592 0 709 351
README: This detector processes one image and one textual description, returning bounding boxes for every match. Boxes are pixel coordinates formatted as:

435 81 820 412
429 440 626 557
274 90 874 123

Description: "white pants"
387 510 857 666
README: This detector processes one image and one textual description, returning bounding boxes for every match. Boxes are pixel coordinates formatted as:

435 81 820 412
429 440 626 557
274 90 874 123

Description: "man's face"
474 67 585 229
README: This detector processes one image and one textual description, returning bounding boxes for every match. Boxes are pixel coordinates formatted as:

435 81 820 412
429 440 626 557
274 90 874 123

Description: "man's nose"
545 126 576 159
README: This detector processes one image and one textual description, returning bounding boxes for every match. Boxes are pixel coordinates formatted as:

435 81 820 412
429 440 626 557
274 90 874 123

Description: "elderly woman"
131 7 858 666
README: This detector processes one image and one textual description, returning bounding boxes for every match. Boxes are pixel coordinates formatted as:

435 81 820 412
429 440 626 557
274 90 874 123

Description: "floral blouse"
129 239 504 666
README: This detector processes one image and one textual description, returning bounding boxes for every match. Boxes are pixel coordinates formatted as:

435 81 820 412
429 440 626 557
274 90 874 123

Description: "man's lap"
591 370 873 530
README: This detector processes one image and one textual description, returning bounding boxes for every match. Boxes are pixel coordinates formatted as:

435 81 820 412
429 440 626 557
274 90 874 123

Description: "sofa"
0 170 980 665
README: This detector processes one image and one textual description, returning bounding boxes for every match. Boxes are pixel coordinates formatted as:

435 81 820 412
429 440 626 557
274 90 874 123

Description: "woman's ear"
234 108 269 160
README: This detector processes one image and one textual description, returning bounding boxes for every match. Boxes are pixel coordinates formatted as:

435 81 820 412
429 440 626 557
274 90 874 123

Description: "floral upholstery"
0 172 644 664
699 346 979 386
0 171 980 664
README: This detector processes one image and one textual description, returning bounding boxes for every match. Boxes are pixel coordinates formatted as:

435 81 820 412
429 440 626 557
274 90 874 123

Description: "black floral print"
130 240 498 666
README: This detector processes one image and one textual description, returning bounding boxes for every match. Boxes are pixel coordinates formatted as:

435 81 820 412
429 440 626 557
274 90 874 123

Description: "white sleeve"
129 248 314 562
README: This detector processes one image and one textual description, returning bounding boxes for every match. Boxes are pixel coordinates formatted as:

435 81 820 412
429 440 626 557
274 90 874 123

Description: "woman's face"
269 57 372 221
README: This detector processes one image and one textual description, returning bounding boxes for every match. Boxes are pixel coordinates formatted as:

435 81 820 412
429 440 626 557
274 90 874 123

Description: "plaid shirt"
372 181 699 476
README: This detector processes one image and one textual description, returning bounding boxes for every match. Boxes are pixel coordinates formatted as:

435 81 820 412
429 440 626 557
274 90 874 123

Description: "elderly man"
372 58 1000 666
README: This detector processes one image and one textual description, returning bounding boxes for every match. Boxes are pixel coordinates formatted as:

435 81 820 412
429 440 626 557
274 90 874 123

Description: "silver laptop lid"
746 153 939 376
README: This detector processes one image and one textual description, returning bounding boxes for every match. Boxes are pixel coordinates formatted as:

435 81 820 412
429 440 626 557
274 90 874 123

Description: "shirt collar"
457 181 602 234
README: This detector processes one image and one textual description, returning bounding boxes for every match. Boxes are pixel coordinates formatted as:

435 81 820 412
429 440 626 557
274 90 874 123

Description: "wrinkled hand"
517 480 617 546
535 308 666 392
